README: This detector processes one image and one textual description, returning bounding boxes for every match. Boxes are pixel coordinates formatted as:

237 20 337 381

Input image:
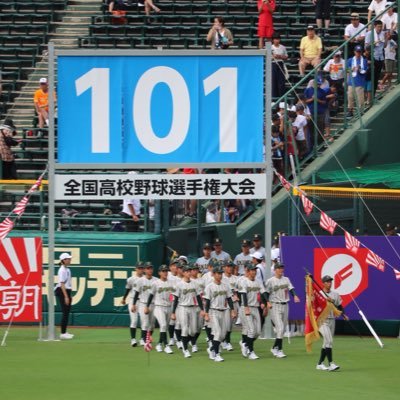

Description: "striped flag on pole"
301 194 314 216
28 176 43 194
144 330 153 352
12 196 29 216
0 218 14 240
344 231 360 254
394 269 400 280
276 173 291 191
319 212 337 235
366 250 385 272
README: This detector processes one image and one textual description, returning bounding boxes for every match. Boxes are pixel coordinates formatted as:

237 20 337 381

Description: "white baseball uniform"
239 277 265 339
319 290 342 348
135 276 158 331
265 275 295 339
125 274 141 328
204 280 233 342
151 278 176 332
174 279 201 337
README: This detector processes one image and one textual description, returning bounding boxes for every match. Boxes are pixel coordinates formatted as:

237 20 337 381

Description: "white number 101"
75 67 238 154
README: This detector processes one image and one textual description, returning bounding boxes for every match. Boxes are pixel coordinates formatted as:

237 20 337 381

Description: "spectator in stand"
323 51 345 95
108 0 130 24
313 0 332 37
33 78 54 133
381 30 398 88
304 75 328 146
271 125 284 181
0 118 20 179
296 94 311 117
364 48 373 106
344 13 366 54
121 198 141 231
257 0 276 49
299 26 323 77
368 0 389 26
381 4 398 33
183 168 198 218
206 16 234 50
324 83 339 141
365 20 386 93
271 32 288 98
346 46 367 117
293 105 308 160
223 200 240 223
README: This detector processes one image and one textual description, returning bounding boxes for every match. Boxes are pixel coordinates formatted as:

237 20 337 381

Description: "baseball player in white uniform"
204 265 236 362
236 261 251 349
265 263 300 358
211 238 231 263
238 263 268 360
146 265 176 354
171 265 204 358
131 262 158 344
221 260 238 351
195 242 213 273
316 275 347 371
121 261 145 346
233 239 253 275
189 263 206 352
249 233 266 259
167 259 181 346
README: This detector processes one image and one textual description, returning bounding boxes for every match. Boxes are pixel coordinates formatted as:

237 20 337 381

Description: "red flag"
12 196 29 216
394 269 400 280
319 212 337 235
344 231 360 254
304 275 341 352
366 250 385 272
276 173 291 191
0 218 14 240
301 194 314 216
144 330 153 352
28 176 43 194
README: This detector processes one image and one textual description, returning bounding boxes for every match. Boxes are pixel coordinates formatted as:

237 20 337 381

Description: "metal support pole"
47 42 56 340
262 42 273 339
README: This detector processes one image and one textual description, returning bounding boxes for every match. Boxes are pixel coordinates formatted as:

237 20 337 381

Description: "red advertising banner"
0 237 42 322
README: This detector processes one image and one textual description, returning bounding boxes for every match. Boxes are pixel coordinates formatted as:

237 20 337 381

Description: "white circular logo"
321 254 362 295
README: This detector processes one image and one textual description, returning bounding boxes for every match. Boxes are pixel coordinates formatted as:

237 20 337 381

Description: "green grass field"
0 327 398 400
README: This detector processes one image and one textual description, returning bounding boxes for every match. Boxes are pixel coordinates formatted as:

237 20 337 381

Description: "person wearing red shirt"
258 0 276 49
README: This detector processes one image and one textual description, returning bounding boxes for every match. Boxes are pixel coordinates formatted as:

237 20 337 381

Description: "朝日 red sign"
0 237 42 322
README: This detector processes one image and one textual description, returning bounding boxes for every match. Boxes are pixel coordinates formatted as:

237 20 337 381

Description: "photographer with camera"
206 16 233 50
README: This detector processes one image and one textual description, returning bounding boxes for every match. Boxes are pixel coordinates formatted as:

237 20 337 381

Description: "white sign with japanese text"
55 174 266 200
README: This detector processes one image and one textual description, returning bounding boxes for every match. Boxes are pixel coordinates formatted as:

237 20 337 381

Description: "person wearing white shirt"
368 0 389 25
293 105 309 159
344 12 366 53
121 198 141 232
381 30 398 87
381 6 398 32
55 253 74 340
365 20 386 93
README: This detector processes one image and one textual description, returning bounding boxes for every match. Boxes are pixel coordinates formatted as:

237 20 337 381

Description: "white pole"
358 310 384 348
260 42 274 340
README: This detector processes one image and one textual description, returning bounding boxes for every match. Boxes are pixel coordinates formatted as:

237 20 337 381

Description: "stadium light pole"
47 42 56 340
